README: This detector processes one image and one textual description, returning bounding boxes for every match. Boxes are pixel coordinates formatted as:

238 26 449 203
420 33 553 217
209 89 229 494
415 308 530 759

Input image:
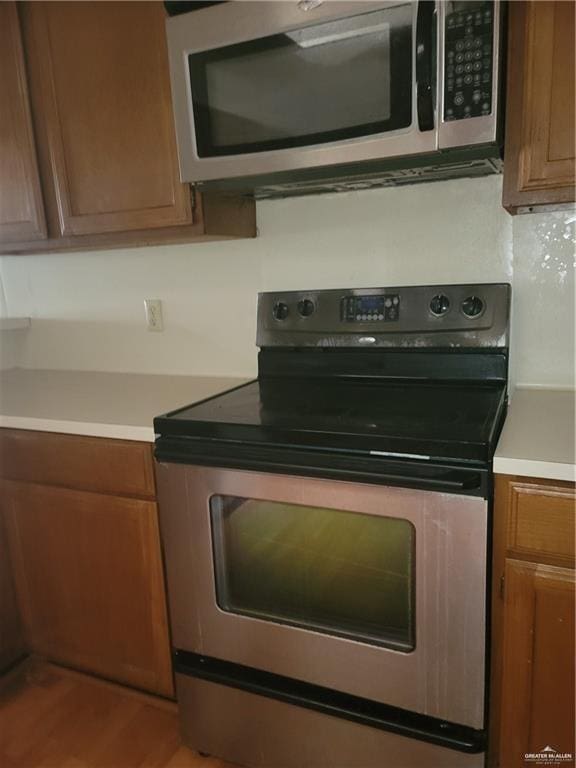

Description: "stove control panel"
257 283 510 349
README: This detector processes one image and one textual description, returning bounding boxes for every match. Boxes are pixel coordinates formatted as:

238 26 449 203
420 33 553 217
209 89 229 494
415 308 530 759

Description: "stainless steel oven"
165 1 504 196
155 282 511 768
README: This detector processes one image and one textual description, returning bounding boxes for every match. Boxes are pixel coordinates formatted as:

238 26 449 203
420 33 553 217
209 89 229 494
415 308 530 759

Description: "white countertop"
0 368 250 442
1 371 574 480
494 387 576 482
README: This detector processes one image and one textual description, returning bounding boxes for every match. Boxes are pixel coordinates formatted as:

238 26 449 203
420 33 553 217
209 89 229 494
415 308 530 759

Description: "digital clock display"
342 294 400 322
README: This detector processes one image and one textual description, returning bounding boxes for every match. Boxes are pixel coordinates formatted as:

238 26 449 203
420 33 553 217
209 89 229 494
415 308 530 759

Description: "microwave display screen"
189 5 412 157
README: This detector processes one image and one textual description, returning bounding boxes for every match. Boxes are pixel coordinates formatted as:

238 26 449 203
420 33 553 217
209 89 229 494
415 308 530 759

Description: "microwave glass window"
189 6 413 157
210 496 415 652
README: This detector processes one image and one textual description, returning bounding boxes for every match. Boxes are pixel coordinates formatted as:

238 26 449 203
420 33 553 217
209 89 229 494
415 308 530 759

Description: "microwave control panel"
444 1 494 122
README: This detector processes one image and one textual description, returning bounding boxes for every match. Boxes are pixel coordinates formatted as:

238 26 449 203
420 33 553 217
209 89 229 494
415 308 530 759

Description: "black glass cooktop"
154 378 507 464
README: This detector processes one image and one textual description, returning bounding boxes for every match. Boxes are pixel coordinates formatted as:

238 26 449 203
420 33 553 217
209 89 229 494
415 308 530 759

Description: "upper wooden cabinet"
0 2 255 254
490 475 575 768
0 2 46 243
23 1 192 237
503 1 576 213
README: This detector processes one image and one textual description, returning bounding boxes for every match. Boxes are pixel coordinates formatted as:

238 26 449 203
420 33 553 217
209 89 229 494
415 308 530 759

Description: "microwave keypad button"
444 1 494 122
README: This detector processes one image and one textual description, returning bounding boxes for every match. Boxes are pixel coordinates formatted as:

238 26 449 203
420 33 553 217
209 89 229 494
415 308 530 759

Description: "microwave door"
167 2 438 184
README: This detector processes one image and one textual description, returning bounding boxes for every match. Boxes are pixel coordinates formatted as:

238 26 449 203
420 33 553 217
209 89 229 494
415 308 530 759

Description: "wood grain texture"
503 1 575 212
506 479 575 568
498 560 575 768
3 481 174 697
0 660 236 768
20 1 192 237
0 429 156 500
0 2 46 243
0 188 256 255
0 505 25 672
489 474 576 768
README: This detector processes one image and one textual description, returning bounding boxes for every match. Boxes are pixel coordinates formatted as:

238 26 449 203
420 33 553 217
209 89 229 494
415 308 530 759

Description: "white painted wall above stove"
0 176 574 387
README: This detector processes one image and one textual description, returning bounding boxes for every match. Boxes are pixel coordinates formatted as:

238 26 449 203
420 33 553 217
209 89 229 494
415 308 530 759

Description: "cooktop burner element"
155 283 510 485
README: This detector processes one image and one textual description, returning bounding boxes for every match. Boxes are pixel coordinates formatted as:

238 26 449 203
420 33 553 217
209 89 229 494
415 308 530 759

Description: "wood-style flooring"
0 660 238 768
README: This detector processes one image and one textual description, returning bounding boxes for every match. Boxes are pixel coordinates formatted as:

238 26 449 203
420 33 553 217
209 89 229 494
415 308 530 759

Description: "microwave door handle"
416 0 436 131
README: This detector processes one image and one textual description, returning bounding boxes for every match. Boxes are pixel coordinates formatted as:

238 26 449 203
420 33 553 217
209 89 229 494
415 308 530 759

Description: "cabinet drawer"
0 429 155 499
506 480 575 567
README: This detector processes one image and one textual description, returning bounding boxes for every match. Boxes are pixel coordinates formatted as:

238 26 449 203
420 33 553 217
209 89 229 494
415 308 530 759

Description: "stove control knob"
461 295 484 318
429 294 450 317
297 298 315 317
272 302 289 321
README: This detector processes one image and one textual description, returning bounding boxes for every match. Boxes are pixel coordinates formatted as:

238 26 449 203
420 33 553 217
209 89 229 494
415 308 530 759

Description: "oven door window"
189 5 413 157
210 496 415 652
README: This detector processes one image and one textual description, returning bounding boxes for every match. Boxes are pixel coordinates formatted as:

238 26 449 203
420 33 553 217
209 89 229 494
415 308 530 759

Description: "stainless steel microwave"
166 1 504 198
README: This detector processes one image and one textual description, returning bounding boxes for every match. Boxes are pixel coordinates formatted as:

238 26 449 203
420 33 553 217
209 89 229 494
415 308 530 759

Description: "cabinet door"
503 1 575 212
22 1 192 236
0 503 25 671
499 560 575 767
0 2 46 243
4 481 174 698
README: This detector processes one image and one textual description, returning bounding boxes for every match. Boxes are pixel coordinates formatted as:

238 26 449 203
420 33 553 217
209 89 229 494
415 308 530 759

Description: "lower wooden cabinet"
491 475 575 767
0 504 25 671
0 430 174 698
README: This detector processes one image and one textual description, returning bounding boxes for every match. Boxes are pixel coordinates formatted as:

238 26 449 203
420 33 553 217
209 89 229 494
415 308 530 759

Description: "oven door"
166 1 438 183
157 463 487 730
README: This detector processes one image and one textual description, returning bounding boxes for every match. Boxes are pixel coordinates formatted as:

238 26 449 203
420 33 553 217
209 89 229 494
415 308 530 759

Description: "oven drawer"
175 673 485 768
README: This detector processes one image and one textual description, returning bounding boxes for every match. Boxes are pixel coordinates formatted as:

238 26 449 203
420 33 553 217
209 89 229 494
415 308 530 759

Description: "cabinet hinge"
499 574 505 600
189 186 197 213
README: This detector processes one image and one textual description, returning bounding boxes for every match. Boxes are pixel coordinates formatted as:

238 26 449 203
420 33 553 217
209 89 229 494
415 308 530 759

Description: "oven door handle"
373 467 481 492
416 0 436 132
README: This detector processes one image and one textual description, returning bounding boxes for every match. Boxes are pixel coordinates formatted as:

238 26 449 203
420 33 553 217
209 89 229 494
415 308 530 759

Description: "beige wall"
0 176 574 387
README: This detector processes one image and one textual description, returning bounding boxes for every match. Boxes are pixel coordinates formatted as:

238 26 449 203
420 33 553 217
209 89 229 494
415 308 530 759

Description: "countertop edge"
494 456 576 483
0 415 155 443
